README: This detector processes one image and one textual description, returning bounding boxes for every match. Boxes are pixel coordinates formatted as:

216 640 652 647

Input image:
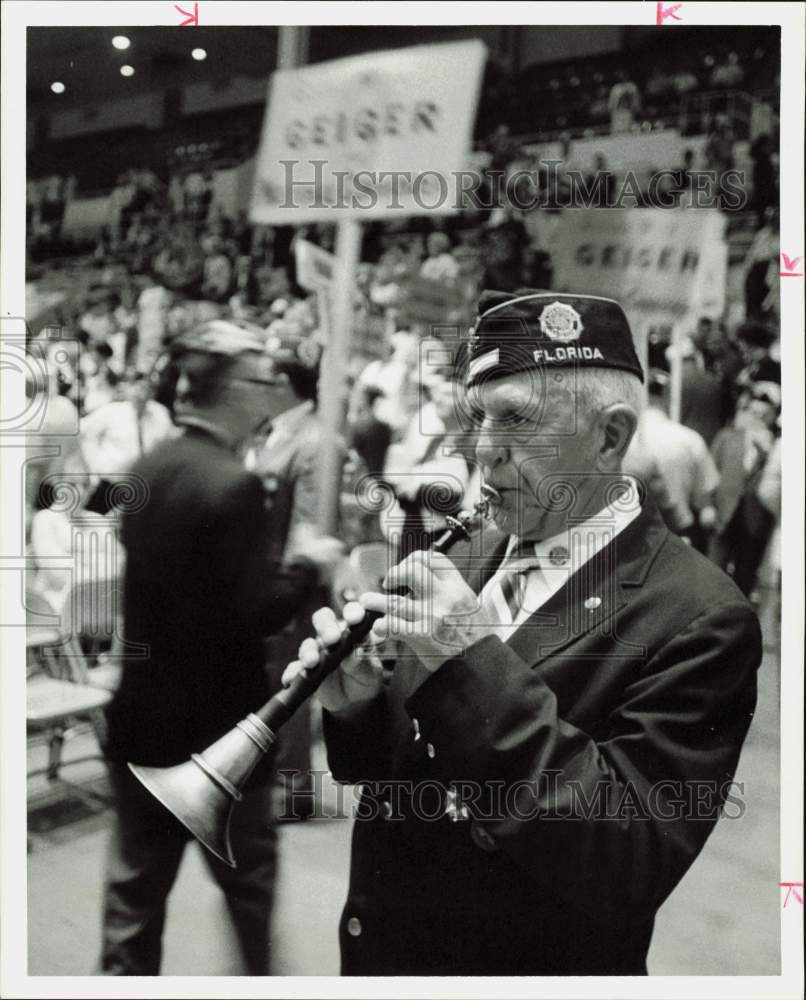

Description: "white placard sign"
250 40 487 224
550 208 728 317
294 238 336 291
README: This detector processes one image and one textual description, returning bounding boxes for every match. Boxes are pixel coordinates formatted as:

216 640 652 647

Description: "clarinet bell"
128 714 274 868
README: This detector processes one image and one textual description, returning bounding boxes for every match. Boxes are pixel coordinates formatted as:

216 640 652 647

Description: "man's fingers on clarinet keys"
282 602 383 715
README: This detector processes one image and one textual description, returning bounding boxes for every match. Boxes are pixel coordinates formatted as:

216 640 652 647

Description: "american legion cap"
465 290 645 389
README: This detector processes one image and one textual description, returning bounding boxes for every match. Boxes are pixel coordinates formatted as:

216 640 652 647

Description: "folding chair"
26 579 117 797
57 576 125 692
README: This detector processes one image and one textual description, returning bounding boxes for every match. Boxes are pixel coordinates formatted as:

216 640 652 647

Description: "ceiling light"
50 81 66 94
112 35 130 50
120 65 135 77
191 48 207 61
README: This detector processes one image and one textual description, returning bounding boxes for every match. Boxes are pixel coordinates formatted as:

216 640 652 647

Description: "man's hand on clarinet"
282 605 384 718
362 549 484 672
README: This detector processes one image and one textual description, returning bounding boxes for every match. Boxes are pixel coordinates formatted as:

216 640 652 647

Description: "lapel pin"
549 545 570 566
584 596 602 611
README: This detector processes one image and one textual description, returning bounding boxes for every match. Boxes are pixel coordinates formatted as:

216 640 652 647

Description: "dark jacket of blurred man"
251 331 345 819
285 292 761 975
101 321 319 976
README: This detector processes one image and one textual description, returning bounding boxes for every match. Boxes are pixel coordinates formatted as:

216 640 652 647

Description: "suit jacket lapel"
505 499 669 667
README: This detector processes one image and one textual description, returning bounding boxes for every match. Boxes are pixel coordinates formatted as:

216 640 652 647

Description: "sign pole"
669 321 682 423
317 217 362 535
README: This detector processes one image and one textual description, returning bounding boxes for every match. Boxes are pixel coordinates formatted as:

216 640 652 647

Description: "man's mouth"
480 483 513 511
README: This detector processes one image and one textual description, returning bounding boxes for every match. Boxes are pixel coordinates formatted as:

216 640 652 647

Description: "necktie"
483 545 541 627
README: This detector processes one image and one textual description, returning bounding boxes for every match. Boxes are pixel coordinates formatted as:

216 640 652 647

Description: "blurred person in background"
668 333 730 446
710 51 745 88
82 361 122 416
136 274 172 376
250 332 345 820
625 371 720 553
363 329 421 436
585 153 616 207
749 133 777 225
153 224 205 296
420 231 459 283
112 282 140 369
608 71 641 133
81 373 176 516
200 234 234 303
100 321 324 975
79 286 118 350
756 436 782 622
30 450 123 614
705 115 735 174
380 362 477 559
743 206 778 321
704 115 736 207
24 358 81 534
733 319 780 398
709 384 779 598
346 383 392 481
481 207 530 292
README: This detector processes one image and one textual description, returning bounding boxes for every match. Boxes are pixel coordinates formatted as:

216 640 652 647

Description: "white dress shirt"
478 478 642 642
80 399 175 477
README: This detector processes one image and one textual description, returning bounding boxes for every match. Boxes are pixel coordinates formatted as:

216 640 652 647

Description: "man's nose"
475 428 508 471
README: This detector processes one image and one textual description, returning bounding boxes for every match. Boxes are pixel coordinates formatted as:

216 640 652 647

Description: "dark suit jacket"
105 426 317 767
324 500 760 975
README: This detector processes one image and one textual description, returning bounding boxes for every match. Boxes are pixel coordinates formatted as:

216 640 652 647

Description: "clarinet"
251 498 490 736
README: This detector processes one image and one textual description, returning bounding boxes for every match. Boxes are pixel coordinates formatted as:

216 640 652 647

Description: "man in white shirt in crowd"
81 375 175 515
625 370 720 552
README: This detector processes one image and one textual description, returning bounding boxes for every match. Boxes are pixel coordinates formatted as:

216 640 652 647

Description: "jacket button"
471 824 500 853
346 916 362 937
426 742 436 759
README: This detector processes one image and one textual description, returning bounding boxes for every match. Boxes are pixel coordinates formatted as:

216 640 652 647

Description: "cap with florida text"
465 290 644 388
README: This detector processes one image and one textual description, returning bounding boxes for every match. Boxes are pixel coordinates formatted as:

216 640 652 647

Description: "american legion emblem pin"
538 301 584 342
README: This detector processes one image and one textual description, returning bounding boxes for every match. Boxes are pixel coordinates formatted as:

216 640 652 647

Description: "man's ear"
596 404 638 470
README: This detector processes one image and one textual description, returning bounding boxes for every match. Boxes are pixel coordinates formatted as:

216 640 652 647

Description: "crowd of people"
25 151 783 608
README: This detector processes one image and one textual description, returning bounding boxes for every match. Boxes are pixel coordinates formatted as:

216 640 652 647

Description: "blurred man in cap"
101 320 322 975
286 291 761 975
250 329 345 819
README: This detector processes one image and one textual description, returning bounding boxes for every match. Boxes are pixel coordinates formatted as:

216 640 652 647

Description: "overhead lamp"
120 65 135 77
112 35 130 50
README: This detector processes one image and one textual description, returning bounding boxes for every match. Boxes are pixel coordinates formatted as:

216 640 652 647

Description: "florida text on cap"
465 290 645 388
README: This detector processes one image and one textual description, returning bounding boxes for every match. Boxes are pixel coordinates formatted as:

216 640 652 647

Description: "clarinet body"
250 501 488 737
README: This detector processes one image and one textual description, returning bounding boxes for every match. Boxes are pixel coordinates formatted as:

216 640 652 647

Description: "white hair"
572 367 645 422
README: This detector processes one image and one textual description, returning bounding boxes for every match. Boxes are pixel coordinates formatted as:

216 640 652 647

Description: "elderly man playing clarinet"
284 291 761 976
